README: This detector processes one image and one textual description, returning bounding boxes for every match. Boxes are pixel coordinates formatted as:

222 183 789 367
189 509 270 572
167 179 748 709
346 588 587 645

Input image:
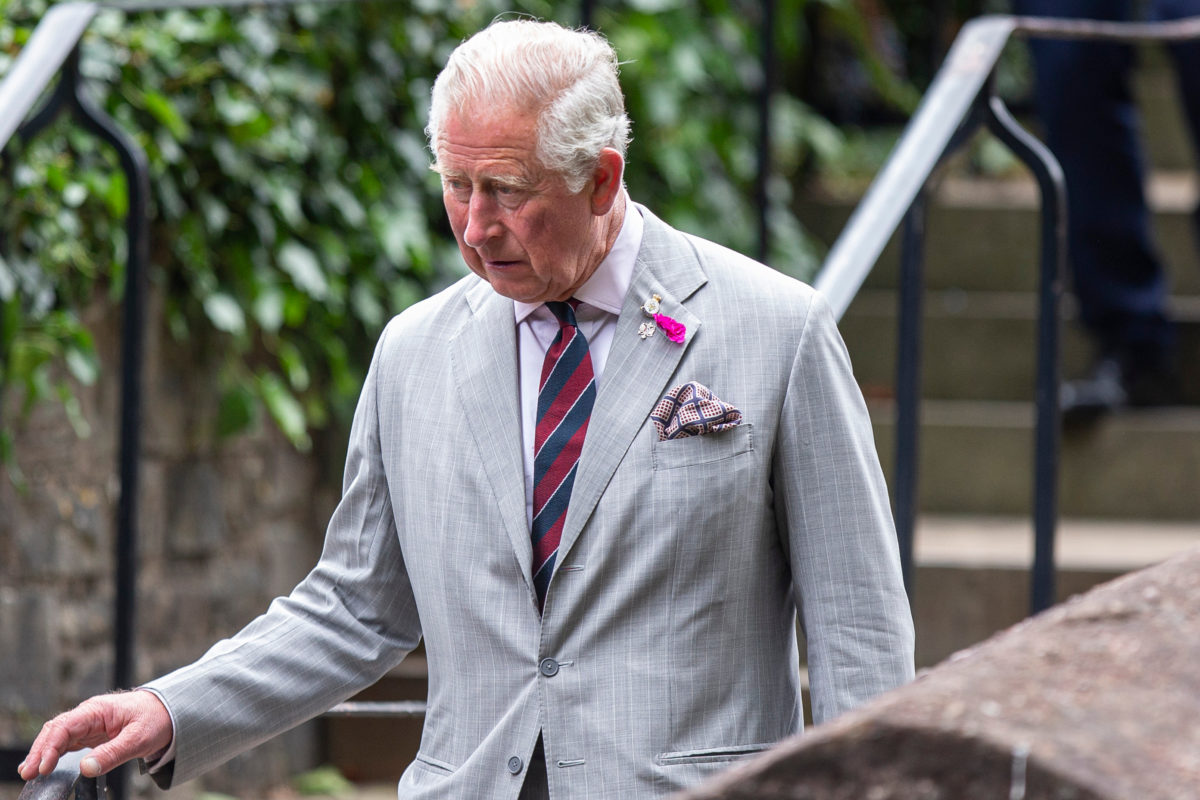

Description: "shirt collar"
513 193 643 324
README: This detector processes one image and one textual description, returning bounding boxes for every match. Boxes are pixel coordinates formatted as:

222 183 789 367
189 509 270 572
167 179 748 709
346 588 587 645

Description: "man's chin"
480 272 548 304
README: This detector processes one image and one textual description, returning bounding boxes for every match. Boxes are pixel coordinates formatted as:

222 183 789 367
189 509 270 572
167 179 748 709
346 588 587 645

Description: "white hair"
427 19 632 193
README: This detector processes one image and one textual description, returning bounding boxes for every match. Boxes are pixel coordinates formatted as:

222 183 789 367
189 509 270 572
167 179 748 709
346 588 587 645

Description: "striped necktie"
532 300 595 609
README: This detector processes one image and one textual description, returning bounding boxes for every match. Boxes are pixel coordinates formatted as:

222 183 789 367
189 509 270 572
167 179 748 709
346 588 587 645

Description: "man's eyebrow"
430 165 537 191
489 173 537 191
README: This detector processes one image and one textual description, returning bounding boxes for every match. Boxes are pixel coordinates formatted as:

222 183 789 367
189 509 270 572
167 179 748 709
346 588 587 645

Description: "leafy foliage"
292 765 355 797
0 0 913 458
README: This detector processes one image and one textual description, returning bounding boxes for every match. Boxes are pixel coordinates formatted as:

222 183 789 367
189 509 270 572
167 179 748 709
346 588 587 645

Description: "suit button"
539 658 560 677
507 756 523 774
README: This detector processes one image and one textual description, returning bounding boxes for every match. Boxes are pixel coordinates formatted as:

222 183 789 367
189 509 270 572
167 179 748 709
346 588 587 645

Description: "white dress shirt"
512 197 644 527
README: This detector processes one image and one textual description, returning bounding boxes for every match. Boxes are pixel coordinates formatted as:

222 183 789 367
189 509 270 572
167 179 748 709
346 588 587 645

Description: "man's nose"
463 193 501 248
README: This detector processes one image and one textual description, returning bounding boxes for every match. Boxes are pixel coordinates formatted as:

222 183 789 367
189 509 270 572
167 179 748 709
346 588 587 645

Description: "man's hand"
19 690 173 780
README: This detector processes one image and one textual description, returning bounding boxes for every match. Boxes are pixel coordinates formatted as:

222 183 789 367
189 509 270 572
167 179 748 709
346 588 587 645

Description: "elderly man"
21 19 913 799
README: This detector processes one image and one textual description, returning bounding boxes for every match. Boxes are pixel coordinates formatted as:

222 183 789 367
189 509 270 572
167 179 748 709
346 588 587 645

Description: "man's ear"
589 148 625 215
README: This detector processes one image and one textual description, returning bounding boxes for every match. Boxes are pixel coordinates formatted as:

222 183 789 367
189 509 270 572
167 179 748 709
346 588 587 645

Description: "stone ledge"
677 546 1200 800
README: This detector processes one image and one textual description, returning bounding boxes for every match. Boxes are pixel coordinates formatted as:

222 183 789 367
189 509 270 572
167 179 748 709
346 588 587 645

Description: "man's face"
436 109 608 304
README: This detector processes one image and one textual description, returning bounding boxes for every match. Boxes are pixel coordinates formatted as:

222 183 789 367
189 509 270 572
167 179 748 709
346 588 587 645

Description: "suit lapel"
448 280 535 596
557 209 708 562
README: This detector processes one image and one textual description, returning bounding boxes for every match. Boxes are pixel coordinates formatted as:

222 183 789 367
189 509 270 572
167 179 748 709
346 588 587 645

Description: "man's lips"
483 259 522 269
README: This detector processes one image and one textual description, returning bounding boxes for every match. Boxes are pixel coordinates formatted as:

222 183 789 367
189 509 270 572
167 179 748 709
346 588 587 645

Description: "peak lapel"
448 282 534 595
557 211 708 563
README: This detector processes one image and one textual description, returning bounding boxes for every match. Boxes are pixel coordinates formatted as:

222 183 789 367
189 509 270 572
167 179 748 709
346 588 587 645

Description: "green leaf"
215 89 261 126
0 254 14 301
143 90 192 140
350 280 384 328
277 242 328 300
217 381 256 437
283 290 309 327
237 15 279 57
65 345 99 385
89 168 129 218
203 293 246 334
252 287 285 333
324 182 366 228
257 372 310 451
626 0 682 12
293 765 354 797
267 180 305 228
62 182 87 208
45 162 67 191
277 340 310 391
56 382 91 438
200 196 230 233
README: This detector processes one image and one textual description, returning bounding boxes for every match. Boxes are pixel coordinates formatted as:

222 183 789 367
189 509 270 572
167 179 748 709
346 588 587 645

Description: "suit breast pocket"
652 423 753 471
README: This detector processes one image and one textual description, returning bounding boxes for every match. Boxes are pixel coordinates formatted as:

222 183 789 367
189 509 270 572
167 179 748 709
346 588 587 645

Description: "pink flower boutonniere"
653 313 686 343
639 294 686 344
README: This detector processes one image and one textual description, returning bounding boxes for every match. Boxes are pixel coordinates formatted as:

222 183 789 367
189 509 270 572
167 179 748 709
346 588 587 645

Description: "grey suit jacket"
146 206 914 797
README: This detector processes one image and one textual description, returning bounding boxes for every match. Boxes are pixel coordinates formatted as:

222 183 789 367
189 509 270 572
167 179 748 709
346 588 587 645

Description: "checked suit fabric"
532 299 596 608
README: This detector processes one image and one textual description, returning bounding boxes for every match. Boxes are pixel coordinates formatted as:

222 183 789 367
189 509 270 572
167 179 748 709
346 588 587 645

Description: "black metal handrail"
15 750 104 800
2 7 149 797
815 13 1200 616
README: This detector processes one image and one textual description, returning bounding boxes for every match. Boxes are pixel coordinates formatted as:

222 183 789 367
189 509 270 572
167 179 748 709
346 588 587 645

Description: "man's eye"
494 185 528 207
446 180 471 198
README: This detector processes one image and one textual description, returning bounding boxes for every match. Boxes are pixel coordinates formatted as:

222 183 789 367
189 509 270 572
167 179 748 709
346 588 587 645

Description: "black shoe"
1060 355 1180 427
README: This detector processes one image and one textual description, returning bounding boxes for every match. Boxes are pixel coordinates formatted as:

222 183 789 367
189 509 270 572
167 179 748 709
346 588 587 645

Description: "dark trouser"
517 738 549 800
1014 0 1200 363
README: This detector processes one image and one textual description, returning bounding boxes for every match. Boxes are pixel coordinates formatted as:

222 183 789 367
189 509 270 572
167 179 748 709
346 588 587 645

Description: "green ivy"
0 0 912 464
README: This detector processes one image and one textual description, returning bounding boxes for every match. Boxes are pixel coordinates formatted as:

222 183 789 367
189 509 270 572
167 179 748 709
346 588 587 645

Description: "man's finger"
75 724 152 777
19 691 171 782
80 756 104 778
20 711 95 779
16 751 48 781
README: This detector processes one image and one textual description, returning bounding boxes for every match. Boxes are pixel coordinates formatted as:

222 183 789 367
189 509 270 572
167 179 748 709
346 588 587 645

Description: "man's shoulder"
380 272 486 338
639 205 820 312
689 234 813 298
662 230 825 333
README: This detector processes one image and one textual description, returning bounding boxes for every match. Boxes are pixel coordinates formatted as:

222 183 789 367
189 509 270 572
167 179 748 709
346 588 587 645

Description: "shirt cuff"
135 687 178 773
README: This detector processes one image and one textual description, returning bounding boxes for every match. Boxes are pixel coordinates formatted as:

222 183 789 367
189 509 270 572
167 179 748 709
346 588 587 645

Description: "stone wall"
1 292 342 797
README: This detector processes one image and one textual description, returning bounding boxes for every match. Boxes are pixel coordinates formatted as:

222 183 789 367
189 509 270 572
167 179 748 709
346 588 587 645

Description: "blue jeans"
1014 0 1200 362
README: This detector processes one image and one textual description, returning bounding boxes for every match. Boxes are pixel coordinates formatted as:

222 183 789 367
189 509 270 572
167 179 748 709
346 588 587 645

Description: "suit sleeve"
143 322 422 786
772 291 915 725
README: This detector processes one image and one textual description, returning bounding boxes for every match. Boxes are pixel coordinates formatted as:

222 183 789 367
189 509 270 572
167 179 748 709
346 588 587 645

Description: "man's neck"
601 190 627 257
543 190 628 304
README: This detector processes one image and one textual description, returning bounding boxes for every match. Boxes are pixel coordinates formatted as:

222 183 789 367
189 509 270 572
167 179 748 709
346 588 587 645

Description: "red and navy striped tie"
532 300 595 609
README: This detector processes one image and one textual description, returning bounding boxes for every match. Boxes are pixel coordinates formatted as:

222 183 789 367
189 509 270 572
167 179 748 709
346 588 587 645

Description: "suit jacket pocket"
652 423 753 471
655 742 773 766
413 752 456 775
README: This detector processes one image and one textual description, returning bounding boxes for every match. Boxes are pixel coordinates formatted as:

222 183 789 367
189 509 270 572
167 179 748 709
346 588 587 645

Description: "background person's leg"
1016 0 1178 419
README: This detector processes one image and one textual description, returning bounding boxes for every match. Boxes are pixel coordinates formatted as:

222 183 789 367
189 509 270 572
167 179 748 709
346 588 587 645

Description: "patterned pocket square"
651 381 743 441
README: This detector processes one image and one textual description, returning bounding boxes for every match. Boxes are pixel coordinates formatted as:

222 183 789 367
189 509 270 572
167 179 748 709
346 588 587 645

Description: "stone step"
911 514 1200 667
797 171 1199 295
841 289 1200 403
869 398 1200 520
